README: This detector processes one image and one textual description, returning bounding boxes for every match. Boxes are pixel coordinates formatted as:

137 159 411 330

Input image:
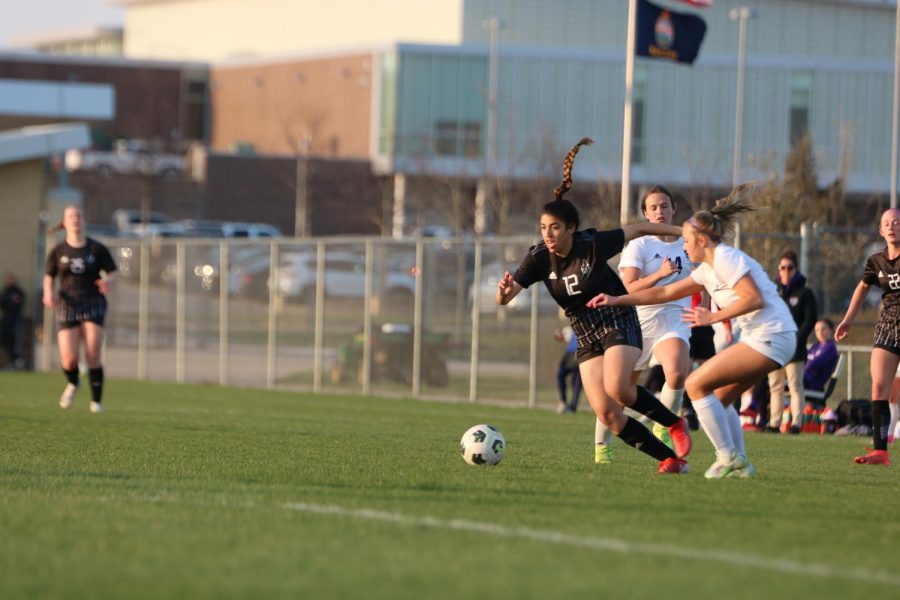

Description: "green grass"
1 372 898 599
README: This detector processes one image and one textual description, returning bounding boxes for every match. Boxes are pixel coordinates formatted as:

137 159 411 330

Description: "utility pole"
730 6 755 248
475 17 503 236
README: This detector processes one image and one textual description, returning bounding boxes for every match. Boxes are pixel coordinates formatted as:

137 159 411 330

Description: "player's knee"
604 381 634 405
684 375 705 400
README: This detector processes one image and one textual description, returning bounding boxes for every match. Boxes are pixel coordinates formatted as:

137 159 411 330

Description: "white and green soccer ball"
460 424 506 466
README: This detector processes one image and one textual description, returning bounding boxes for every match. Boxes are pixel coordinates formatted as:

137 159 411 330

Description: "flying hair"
553 137 593 200
687 181 758 241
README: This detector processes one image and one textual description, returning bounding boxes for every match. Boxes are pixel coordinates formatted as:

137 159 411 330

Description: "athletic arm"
684 274 763 327
836 280 869 341
496 271 524 306
587 276 702 308
620 223 682 242
42 274 55 308
620 261 679 294
96 271 115 295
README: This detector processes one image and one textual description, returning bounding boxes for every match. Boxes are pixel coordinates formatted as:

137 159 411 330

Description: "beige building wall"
210 54 373 158
123 0 462 61
0 159 43 320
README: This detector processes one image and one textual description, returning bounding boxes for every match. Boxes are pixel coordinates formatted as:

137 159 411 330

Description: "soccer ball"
460 424 506 466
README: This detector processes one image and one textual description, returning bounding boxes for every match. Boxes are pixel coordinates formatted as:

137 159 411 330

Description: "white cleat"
726 454 757 479
90 401 104 414
59 383 78 410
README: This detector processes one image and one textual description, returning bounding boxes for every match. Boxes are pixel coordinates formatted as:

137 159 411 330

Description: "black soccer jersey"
45 238 117 304
862 249 900 310
513 228 639 347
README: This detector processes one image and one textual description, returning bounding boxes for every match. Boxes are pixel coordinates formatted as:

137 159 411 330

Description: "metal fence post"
362 240 373 395
137 241 149 380
412 238 424 397
528 284 538 409
265 241 279 389
469 240 483 403
175 241 185 383
219 241 229 386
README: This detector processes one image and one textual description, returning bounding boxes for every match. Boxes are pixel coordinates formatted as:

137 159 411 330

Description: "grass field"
1 372 899 599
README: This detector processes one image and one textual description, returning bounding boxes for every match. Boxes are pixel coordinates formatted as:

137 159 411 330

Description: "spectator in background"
1 273 25 369
804 318 840 395
554 325 582 413
766 250 818 433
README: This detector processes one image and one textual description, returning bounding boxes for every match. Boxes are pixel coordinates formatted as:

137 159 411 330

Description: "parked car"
65 139 185 177
177 220 282 239
276 251 416 302
111 209 173 235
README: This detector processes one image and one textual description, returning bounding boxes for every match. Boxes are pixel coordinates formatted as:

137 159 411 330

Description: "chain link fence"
36 227 882 406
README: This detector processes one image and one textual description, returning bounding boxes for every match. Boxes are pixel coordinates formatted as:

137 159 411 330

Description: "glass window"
790 72 813 146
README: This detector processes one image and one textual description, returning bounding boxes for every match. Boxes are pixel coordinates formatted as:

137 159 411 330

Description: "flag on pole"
675 0 713 7
635 0 707 65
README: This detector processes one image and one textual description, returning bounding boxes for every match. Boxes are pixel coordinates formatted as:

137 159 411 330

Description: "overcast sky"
0 0 124 47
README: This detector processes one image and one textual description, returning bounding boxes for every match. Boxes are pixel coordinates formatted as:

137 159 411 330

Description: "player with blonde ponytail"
497 138 694 474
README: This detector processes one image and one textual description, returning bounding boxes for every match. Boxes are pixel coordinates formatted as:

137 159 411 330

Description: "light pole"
620 0 638 226
475 17 503 236
729 6 755 248
891 4 900 209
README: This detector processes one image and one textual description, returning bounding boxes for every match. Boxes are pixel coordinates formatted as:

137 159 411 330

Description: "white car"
276 251 416 302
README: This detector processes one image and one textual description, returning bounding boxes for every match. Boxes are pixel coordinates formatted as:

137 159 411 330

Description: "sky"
0 0 124 47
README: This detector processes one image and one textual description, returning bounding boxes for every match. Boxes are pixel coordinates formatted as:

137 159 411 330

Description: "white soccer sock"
660 383 684 416
691 394 735 462
889 402 899 439
595 417 613 446
725 404 747 457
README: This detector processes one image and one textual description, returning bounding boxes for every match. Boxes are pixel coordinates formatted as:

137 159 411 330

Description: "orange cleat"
667 418 693 459
853 449 891 466
658 457 689 474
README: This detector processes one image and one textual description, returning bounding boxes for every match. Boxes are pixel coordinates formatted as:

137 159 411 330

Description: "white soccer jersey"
618 236 692 326
689 245 797 338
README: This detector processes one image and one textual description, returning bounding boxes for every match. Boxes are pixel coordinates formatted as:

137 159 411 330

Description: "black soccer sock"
629 386 678 427
617 416 676 462
88 367 104 403
872 400 890 451
63 367 79 387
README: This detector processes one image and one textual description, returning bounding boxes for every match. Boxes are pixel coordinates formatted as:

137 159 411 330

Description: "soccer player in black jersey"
836 208 900 466
496 138 692 474
43 205 117 414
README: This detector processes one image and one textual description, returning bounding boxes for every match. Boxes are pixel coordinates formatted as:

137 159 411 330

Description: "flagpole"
621 0 638 226
891 1 899 209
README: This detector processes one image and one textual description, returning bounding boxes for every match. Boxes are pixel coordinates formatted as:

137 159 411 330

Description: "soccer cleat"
651 422 673 450
704 453 737 479
726 454 757 479
59 383 78 410
667 418 692 458
556 401 574 414
657 457 689 474
594 444 613 464
90 401 104 414
853 449 891 466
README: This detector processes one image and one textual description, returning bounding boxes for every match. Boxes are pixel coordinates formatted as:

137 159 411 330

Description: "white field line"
284 501 900 588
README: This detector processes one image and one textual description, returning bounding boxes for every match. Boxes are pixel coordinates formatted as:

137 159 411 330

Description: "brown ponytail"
47 220 64 235
553 137 593 200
